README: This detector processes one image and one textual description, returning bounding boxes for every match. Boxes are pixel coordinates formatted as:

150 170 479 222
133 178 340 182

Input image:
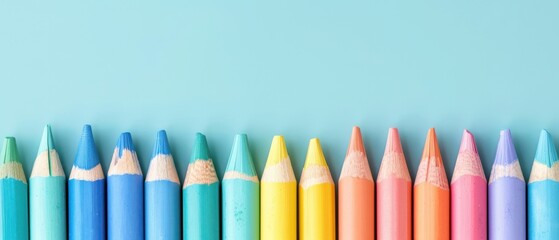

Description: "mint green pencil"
30 125 67 240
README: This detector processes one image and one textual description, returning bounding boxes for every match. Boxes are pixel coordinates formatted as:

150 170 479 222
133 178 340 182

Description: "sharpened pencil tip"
304 138 328 167
74 124 100 169
347 126 366 156
534 129 558 167
152 130 171 157
191 133 211 162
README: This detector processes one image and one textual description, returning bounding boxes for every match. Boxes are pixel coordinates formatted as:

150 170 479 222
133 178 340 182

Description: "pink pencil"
450 130 487 240
376 128 412 240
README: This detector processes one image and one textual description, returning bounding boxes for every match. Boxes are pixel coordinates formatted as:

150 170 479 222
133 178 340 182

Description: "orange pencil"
414 128 450 240
376 128 412 240
338 127 375 240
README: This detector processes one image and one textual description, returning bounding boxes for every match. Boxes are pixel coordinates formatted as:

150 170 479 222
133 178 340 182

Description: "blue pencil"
183 133 220 240
222 134 260 240
0 137 28 240
69 125 106 240
145 130 180 240
107 132 144 240
528 130 559 239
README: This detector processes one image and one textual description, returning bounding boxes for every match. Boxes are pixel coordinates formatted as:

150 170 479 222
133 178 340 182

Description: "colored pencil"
145 130 180 240
299 138 336 240
376 128 412 240
69 125 106 240
338 126 374 240
260 136 297 240
107 132 144 240
183 133 219 240
450 130 487 240
414 128 449 240
222 134 260 239
30 125 66 240
0 137 28 240
488 129 526 240
528 130 559 239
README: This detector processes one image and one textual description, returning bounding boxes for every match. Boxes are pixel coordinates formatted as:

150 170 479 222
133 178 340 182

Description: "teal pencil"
222 134 260 240
30 125 67 240
183 133 219 240
0 137 29 240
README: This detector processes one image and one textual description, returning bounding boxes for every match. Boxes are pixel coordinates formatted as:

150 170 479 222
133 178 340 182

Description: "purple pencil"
488 130 526 240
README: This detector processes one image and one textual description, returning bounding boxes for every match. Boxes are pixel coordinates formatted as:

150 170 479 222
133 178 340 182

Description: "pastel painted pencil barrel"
260 136 297 240
338 127 375 240
488 129 526 240
69 125 106 240
450 130 487 240
30 125 67 240
107 132 144 240
145 130 180 240
0 137 28 240
528 130 559 239
183 133 219 240
376 128 412 240
223 134 260 240
414 128 449 240
299 138 336 240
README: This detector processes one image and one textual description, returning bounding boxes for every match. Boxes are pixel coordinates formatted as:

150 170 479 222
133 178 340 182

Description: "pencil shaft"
414 183 450 240
299 183 336 240
108 175 144 240
30 177 66 240
223 179 259 239
488 178 526 240
0 179 28 240
69 179 106 240
260 182 297 240
338 178 375 240
183 183 219 240
450 176 487 240
528 180 559 239
145 180 180 240
376 178 412 240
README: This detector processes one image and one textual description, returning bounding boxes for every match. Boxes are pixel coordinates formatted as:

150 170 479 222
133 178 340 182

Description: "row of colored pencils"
0 125 557 240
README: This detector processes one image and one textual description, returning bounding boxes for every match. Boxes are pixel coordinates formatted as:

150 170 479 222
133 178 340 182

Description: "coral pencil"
183 133 219 240
450 130 487 240
299 138 336 240
376 128 412 240
338 126 374 240
260 136 297 240
223 134 260 240
145 130 180 240
0 137 28 240
488 129 525 240
30 125 67 240
528 130 559 239
414 128 449 240
107 132 144 240
69 125 106 240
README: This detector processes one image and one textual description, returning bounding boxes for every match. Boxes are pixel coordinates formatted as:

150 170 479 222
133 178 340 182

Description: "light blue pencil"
68 124 106 240
145 130 180 240
222 134 260 240
107 132 144 240
183 133 219 240
30 125 66 240
528 130 559 239
0 137 28 240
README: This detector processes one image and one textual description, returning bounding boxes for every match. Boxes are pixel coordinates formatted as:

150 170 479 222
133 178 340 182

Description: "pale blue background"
1 0 558 183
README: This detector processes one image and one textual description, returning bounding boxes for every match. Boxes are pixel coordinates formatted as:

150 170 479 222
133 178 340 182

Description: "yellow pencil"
299 138 336 240
260 136 297 240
